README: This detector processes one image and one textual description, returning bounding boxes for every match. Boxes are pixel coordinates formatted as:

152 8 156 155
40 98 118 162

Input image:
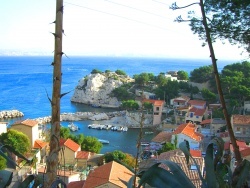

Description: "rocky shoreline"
1 110 154 128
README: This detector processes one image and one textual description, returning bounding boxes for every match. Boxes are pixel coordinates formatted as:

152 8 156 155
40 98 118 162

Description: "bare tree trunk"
199 0 242 164
44 0 63 187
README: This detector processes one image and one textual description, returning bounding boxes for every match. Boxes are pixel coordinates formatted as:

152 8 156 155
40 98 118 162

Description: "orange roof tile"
188 100 206 107
200 119 211 125
33 139 48 149
190 149 202 157
173 123 204 141
151 131 172 143
60 138 80 152
13 119 38 127
84 161 134 188
67 180 85 188
232 115 250 125
158 149 204 188
76 151 90 159
189 107 206 116
143 99 165 106
240 148 250 158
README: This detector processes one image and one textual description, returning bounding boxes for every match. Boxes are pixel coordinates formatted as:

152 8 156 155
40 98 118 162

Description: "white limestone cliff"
71 72 134 107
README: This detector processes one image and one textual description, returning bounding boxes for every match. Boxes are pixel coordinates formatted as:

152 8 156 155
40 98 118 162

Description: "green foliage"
0 129 31 154
154 80 179 101
110 84 134 101
0 155 6 170
221 61 250 107
60 126 71 139
121 100 139 110
143 102 153 111
104 150 136 168
133 73 153 86
190 65 213 83
91 69 102 74
60 127 100 153
157 142 175 155
189 0 250 54
155 73 168 87
115 69 126 75
69 134 84 145
211 108 224 119
105 70 111 73
201 88 217 103
177 70 189 80
81 136 102 153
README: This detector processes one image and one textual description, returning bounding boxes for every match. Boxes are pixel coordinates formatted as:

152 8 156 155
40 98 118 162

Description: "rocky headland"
71 72 134 107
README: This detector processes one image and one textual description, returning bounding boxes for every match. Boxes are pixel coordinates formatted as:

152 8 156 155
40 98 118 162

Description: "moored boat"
98 139 110 144
68 122 79 132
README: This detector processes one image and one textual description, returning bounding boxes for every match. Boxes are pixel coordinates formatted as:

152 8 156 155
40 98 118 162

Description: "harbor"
60 120 156 156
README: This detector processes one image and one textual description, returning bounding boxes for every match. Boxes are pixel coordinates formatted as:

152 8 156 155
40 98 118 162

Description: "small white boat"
98 139 109 144
68 122 79 132
122 126 128 132
145 131 154 135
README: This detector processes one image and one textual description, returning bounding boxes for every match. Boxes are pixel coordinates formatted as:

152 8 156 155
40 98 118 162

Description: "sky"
0 0 248 60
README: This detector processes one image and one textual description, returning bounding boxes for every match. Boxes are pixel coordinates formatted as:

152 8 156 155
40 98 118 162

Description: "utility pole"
44 0 63 187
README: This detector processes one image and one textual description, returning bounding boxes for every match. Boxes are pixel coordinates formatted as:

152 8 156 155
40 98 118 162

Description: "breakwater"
0 110 24 119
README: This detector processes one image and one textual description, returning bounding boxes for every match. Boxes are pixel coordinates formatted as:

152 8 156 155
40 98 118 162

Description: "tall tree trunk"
199 0 242 164
44 0 63 187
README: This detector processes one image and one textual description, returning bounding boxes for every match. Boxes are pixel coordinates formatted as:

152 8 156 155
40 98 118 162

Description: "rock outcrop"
71 72 134 107
0 110 24 119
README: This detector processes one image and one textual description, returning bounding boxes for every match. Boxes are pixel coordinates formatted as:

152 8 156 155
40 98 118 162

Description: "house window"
196 116 199 118
190 113 193 117
156 107 160 111
154 112 159 115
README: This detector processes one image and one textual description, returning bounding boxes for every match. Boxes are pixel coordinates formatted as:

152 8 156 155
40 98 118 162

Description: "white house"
0 122 8 135
171 122 204 150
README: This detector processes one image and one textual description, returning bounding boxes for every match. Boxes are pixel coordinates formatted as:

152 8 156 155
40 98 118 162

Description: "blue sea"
0 56 236 155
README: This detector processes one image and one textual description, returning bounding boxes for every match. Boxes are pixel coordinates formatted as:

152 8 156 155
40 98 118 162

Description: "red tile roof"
67 180 85 188
60 138 80 152
76 151 90 159
143 99 165 106
188 100 206 107
240 148 250 158
33 139 48 149
158 149 204 188
12 119 38 127
84 161 134 188
151 131 173 143
189 107 206 116
232 115 250 125
190 149 202 157
173 122 204 141
200 119 211 125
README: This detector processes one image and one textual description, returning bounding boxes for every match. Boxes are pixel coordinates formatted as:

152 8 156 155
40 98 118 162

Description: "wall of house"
172 134 200 150
0 122 7 135
61 147 77 164
185 113 203 123
153 105 163 125
11 125 33 146
77 159 88 169
31 125 39 146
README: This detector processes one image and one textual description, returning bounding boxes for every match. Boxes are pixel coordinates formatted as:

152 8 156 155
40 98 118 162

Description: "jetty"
88 124 128 132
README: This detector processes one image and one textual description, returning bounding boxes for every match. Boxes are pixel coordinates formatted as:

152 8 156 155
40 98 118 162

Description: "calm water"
0 56 236 155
